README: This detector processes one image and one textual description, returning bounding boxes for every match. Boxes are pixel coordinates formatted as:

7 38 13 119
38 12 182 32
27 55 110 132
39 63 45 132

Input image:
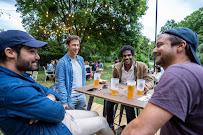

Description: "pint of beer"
94 73 100 87
137 79 145 96
111 89 117 95
111 78 119 95
127 80 136 98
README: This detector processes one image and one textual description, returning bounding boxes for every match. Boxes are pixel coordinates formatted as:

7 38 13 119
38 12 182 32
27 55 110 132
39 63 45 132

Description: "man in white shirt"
105 45 154 129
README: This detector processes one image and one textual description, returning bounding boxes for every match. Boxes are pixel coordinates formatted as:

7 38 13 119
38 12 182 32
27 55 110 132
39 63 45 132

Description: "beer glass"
94 73 100 88
111 78 119 95
127 80 136 98
137 79 145 96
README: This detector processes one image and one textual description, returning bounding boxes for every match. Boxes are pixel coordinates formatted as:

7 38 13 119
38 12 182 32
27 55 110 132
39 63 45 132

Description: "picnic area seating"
43 66 55 82
32 71 38 81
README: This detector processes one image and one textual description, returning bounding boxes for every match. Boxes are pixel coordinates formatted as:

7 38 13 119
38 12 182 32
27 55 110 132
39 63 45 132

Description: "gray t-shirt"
149 62 203 135
71 59 83 97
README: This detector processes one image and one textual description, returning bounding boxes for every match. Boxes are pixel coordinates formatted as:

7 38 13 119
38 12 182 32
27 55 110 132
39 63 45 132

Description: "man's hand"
144 86 149 94
29 119 39 124
63 104 68 110
47 94 56 101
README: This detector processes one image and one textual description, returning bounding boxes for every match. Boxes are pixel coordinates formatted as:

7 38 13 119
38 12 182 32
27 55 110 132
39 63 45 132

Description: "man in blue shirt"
57 35 87 110
0 30 113 135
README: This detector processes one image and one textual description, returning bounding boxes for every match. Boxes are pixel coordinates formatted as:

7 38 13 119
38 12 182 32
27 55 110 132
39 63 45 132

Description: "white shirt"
71 59 82 97
121 63 135 84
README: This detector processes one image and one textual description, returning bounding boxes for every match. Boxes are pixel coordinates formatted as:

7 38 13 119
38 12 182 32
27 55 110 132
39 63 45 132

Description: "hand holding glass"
111 78 119 95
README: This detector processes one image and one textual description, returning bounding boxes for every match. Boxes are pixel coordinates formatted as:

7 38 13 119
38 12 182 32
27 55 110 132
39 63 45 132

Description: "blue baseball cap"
0 30 47 51
163 27 201 65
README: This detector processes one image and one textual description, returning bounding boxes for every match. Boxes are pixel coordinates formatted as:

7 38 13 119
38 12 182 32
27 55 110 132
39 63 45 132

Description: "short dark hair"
120 45 134 57
0 45 24 63
168 34 195 63
65 35 81 45
155 65 161 72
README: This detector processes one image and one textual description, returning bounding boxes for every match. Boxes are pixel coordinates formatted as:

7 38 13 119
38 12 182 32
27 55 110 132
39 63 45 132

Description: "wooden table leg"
87 96 94 111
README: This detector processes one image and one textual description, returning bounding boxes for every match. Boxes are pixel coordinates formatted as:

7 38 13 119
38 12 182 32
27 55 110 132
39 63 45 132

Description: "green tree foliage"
135 35 150 64
160 7 203 65
38 40 67 55
15 0 148 60
160 19 178 33
178 7 203 44
197 43 203 65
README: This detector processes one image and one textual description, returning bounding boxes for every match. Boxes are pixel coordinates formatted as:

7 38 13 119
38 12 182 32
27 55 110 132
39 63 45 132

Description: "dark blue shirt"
0 66 72 135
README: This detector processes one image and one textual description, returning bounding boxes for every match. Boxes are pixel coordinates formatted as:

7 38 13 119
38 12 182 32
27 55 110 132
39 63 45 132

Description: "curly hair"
120 45 135 57
155 65 161 72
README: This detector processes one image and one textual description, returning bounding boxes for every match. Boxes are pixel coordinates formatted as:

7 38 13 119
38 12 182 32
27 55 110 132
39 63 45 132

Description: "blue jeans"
105 101 136 127
68 94 87 110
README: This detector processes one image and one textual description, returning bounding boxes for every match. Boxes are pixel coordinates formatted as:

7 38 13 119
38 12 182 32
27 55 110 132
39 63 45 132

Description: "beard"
156 51 174 68
16 55 38 71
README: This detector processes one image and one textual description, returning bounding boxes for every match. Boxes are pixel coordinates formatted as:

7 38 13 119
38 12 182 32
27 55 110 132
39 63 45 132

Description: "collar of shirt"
122 63 134 71
121 63 135 84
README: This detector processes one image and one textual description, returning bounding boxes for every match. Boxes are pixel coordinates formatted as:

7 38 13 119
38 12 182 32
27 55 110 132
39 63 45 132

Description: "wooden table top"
75 81 153 109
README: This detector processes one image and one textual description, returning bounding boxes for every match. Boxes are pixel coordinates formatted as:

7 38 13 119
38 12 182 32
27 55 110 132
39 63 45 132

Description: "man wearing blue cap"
0 30 114 135
122 27 203 135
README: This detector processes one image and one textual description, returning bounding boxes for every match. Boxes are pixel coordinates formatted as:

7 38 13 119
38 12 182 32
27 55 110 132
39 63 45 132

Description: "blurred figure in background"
115 58 119 63
98 60 104 72
152 65 162 85
92 61 98 74
47 60 55 74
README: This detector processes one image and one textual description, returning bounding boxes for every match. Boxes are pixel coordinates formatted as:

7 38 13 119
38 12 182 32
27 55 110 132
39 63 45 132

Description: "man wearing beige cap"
122 27 203 135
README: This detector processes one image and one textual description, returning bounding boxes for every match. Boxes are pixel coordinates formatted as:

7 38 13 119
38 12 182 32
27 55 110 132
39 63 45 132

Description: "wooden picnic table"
75 81 153 111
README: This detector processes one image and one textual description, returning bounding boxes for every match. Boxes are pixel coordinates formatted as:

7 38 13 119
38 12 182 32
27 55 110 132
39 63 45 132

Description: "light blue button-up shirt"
56 53 86 105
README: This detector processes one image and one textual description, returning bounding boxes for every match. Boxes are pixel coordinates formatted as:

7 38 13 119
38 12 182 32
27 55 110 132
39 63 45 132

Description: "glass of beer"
137 79 145 96
111 78 119 95
94 73 100 88
127 80 136 98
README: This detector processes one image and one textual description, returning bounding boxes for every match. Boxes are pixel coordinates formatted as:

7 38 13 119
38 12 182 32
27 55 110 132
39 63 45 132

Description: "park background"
0 0 202 67
0 1 202 134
